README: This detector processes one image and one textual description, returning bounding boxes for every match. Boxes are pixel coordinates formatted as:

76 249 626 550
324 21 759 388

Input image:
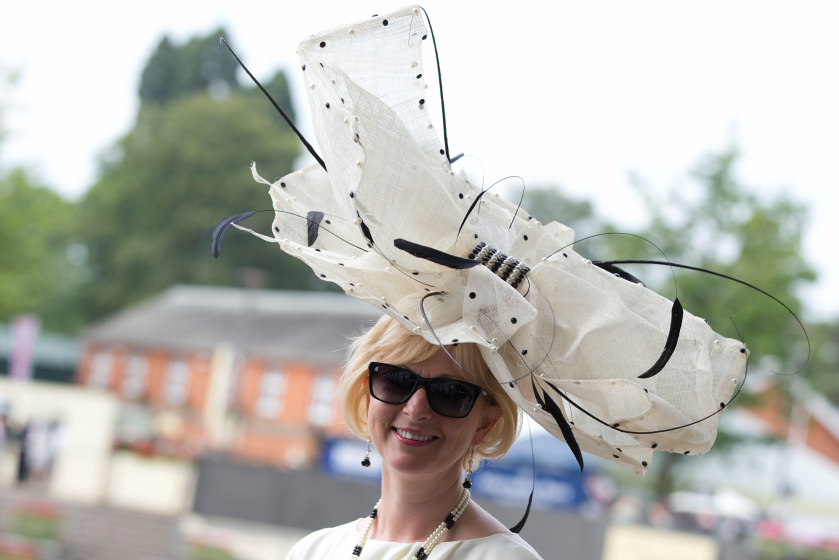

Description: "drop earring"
463 447 475 488
361 438 372 467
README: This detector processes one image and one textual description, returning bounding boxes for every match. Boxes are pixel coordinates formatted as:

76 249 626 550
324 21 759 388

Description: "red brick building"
76 286 378 468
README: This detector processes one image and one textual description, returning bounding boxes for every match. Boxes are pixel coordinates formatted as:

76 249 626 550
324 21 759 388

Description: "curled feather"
212 212 256 258
306 211 325 247
541 380 584 472
394 239 483 269
638 298 683 379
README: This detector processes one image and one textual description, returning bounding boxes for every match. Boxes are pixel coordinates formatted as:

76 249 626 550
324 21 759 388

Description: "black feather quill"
593 261 645 286
394 239 483 269
638 298 683 379
212 212 256 258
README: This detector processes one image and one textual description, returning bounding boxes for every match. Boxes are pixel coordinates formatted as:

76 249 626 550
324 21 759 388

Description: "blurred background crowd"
1 3 839 560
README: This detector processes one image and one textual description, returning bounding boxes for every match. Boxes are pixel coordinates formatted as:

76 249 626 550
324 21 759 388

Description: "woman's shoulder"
285 520 359 559
452 531 544 559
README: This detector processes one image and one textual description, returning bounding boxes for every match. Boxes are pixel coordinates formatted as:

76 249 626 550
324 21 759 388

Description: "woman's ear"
471 402 501 447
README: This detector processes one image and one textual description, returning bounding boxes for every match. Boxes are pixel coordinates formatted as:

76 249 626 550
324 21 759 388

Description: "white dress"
286 520 544 559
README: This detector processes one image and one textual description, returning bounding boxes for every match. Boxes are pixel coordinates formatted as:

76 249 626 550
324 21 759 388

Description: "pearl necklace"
350 489 471 560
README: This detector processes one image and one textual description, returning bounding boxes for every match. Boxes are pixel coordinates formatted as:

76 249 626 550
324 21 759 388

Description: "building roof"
85 285 380 364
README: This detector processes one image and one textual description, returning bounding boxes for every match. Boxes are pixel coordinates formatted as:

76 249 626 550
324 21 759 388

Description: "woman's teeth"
396 429 434 442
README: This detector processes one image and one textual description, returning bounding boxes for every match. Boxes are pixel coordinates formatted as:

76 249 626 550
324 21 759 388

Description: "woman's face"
367 347 500 481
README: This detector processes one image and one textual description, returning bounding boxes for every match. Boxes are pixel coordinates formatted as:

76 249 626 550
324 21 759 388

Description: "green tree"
74 28 311 321
78 92 310 319
0 169 86 332
140 29 240 105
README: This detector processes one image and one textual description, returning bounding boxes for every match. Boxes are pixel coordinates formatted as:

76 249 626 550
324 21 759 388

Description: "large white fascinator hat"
212 5 751 477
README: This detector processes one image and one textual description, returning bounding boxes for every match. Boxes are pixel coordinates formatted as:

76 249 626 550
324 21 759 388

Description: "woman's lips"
393 427 438 445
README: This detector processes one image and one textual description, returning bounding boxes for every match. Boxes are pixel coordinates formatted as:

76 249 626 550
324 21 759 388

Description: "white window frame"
307 371 336 427
89 351 114 389
256 367 287 419
165 359 190 406
122 354 148 400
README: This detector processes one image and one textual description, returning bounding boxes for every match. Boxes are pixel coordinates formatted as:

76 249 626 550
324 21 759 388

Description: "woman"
286 315 543 559
214 5 750 557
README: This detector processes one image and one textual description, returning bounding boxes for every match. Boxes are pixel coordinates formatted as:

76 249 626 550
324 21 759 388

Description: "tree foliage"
77 92 312 319
68 29 311 321
0 169 86 332
140 29 239 105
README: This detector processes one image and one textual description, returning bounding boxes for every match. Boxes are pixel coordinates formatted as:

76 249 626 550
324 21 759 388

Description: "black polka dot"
459 193 464 199
523 235 528 240
325 219 331 224
613 454 619 459
424 288 430 291
563 253 568 257
403 316 409 320
528 216 533 220
511 318 517 324
325 102 330 108
280 182 286 188
349 192 354 198
642 461 648 467
382 19 388 25
319 42 326 48
452 339 459 343
319 63 323 68
419 99 425 105
617 448 622 452
469 292 476 299
643 388 648 393
509 382 515 388
302 65 306 71
439 149 444 155
349 283 354 286
684 451 690 455
522 349 528 355
739 348 746 353
320 274 326 278
651 443 658 449
474 234 478 238
315 248 321 252
422 34 427 40
274 226 279 232
613 423 620 428
412 271 419 275
416 74 422 79
382 304 387 308
341 98 345 103
338 263 344 266
720 402 726 408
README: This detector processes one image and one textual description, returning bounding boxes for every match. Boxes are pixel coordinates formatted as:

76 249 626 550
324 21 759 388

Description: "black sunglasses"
368 362 486 419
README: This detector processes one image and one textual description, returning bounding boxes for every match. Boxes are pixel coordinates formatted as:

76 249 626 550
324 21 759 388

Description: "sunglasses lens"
368 363 481 418
427 381 477 418
371 365 416 403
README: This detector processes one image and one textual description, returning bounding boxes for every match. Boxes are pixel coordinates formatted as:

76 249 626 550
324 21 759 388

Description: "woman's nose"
403 386 433 419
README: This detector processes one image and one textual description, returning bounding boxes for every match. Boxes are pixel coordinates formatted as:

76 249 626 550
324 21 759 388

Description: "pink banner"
9 314 40 381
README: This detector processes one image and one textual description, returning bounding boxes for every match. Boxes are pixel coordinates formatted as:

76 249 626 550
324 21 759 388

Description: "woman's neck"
371 467 464 544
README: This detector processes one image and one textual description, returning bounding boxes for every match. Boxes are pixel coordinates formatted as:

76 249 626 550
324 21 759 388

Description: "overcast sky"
2 1 837 321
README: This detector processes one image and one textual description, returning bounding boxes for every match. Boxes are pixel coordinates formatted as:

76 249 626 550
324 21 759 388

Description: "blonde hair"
341 315 520 470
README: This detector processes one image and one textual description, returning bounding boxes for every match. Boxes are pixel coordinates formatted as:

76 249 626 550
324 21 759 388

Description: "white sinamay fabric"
238 6 749 475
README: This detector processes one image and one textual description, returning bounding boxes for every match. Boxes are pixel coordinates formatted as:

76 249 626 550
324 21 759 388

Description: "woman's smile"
393 427 438 444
